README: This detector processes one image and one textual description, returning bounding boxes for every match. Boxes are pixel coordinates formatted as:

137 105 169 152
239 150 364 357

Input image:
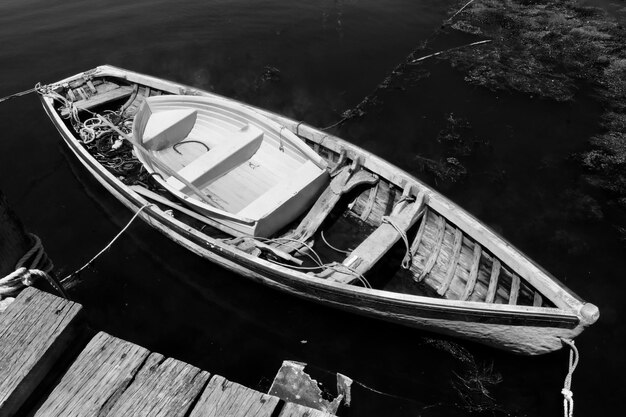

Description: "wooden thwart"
61 86 134 116
324 191 426 284
0 287 82 417
273 162 378 254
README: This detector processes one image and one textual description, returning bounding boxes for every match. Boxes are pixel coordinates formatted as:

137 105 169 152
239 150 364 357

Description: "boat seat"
142 108 198 151
322 191 426 284
237 160 328 220
166 125 264 191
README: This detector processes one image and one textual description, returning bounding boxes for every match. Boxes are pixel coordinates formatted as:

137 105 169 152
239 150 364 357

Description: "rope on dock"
60 204 152 287
0 233 60 301
561 338 579 417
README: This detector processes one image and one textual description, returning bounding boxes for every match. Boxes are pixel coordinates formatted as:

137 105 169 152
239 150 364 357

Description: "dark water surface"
0 1 622 416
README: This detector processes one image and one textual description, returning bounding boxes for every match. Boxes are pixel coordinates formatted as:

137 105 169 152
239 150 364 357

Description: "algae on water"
444 0 626 237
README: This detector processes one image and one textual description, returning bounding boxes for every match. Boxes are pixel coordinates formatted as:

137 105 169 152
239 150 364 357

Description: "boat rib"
509 274 521 305
461 243 482 301
485 259 501 303
416 215 446 282
438 228 463 296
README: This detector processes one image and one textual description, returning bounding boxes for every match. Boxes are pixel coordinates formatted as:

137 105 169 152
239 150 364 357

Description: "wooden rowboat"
38 65 599 355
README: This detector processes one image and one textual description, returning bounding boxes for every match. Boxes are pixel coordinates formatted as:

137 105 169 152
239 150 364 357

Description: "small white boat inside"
131 95 329 237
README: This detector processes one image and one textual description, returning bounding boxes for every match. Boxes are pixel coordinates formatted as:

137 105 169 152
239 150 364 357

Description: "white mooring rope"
560 338 579 417
60 204 152 286
0 233 59 310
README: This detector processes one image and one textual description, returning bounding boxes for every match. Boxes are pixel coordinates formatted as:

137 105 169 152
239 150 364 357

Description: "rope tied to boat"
60 204 153 287
0 233 64 301
560 338 579 417
279 126 286 152
382 195 419 270
0 86 38 104
381 215 413 269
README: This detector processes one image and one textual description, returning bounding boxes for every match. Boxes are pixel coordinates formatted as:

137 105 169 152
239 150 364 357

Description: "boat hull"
39 65 595 355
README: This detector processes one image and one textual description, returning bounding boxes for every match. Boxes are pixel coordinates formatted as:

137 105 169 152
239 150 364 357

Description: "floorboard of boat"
201 143 305 213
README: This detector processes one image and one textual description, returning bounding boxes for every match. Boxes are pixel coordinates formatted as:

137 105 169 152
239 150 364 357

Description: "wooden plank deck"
0 288 337 417
0 287 83 416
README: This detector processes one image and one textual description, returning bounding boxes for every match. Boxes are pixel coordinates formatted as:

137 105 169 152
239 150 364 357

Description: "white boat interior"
132 96 330 237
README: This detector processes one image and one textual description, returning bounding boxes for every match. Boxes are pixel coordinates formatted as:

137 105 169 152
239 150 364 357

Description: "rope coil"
0 233 55 299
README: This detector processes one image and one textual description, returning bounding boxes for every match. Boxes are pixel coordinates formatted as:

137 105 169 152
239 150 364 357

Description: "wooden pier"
0 287 336 417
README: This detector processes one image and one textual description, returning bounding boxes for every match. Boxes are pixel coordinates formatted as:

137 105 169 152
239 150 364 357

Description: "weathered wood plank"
189 375 280 417
61 86 134 116
33 332 150 417
408 207 429 265
0 287 83 417
359 177 379 222
509 274 521 305
105 354 210 417
273 165 377 254
278 402 336 417
533 291 543 307
416 216 446 282
485 259 501 303
461 243 482 301
325 193 425 284
437 228 463 296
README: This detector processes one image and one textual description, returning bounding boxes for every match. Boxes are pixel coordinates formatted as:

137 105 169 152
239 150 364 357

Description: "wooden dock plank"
0 287 82 417
189 375 280 417
105 354 211 417
33 332 151 417
279 402 336 417
1 289 334 417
